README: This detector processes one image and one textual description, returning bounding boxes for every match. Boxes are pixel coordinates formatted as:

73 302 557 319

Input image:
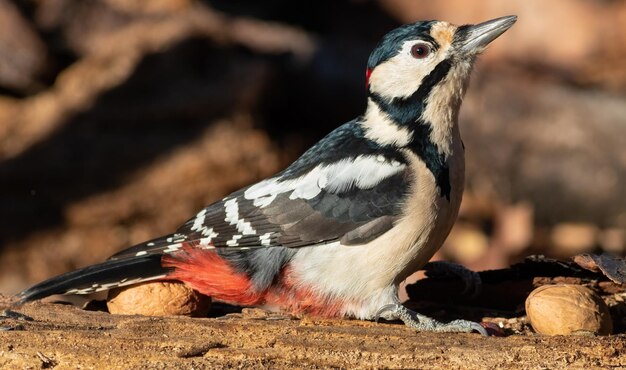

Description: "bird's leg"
375 304 488 336
422 261 482 298
0 309 33 331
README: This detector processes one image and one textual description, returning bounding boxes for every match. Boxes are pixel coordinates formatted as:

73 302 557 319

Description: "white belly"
289 137 465 319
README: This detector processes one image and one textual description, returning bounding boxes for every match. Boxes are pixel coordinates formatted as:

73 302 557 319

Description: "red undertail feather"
162 246 264 306
162 246 347 318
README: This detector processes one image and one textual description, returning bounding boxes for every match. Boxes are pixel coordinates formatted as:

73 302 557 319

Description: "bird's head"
362 16 516 154
366 16 517 99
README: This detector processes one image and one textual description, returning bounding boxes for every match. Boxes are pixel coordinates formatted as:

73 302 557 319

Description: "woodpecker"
17 16 516 335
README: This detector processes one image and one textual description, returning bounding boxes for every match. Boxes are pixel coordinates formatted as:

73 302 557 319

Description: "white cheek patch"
368 40 450 99
244 155 406 207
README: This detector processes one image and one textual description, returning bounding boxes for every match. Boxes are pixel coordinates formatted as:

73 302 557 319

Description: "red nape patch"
264 267 346 318
162 246 264 306
365 68 372 89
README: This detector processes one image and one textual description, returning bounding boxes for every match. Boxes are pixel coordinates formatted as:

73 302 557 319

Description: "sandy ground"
1 294 624 369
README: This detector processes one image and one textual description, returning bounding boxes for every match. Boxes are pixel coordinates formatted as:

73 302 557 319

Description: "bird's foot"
0 309 33 330
375 304 488 336
422 261 482 298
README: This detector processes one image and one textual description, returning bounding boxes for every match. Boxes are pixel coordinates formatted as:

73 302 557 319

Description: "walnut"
107 281 211 317
525 284 612 336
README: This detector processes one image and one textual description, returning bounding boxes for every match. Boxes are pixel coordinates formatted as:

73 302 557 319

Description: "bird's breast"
283 136 465 319
391 134 465 282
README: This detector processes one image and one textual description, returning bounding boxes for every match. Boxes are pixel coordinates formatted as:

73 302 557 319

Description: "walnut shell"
525 284 612 335
107 281 211 317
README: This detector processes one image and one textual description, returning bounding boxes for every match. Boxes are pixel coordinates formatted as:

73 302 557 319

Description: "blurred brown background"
1 0 625 295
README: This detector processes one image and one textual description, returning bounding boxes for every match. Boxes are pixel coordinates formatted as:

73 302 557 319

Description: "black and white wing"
111 120 413 259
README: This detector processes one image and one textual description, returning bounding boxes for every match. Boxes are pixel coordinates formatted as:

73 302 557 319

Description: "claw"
375 304 489 335
470 322 489 336
479 322 506 337
374 303 400 322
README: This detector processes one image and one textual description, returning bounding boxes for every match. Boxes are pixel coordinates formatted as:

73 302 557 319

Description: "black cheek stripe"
370 59 452 127
369 59 453 200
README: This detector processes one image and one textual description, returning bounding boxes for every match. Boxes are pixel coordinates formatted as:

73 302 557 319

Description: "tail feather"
17 254 171 303
108 233 191 261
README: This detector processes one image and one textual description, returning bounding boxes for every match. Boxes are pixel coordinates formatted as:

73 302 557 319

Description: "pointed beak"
458 15 517 53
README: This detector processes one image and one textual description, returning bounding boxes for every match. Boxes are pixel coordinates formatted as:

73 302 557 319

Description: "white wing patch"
188 209 216 236
323 155 404 193
224 198 256 235
226 234 243 246
199 234 218 248
244 155 406 208
190 209 207 231
162 243 183 253
260 232 273 246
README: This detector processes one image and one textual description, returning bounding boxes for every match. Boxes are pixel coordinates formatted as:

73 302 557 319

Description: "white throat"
420 60 473 156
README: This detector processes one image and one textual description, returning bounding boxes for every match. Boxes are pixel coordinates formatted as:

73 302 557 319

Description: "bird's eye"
410 43 431 59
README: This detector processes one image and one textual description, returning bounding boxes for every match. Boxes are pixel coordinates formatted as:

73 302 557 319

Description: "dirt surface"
0 294 624 369
3 0 626 296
